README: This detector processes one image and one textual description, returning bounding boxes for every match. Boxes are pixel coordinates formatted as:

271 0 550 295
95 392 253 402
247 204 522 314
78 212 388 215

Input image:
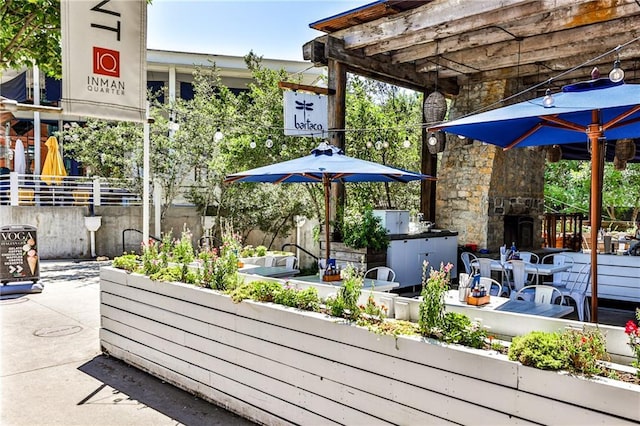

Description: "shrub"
255 245 268 256
112 253 139 272
441 312 487 349
342 207 389 251
562 327 608 376
509 331 567 370
509 328 609 374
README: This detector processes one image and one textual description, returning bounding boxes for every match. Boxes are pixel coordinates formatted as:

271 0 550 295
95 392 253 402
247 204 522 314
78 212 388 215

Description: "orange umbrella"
42 136 67 184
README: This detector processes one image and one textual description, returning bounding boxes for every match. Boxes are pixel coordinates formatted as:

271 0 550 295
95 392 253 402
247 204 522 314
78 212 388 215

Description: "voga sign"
283 91 328 137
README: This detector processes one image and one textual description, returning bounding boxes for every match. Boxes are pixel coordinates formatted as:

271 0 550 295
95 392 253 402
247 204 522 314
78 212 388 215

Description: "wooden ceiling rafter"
306 0 640 96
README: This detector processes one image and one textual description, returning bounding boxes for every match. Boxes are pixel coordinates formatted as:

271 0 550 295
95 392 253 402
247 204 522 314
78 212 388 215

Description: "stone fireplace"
433 80 546 252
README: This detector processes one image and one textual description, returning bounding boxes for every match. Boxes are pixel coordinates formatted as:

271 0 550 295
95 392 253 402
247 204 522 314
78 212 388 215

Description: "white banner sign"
283 91 327 137
61 0 147 122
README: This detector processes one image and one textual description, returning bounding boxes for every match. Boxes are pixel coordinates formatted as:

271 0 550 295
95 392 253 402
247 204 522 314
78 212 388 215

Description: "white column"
32 64 41 175
92 177 101 206
168 65 176 103
153 178 162 238
9 172 18 206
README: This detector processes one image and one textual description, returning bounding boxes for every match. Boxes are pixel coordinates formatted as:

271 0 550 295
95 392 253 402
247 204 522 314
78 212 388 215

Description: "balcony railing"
0 172 142 207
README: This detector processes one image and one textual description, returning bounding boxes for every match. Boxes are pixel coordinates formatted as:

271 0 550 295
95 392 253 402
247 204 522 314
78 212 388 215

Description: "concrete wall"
1 206 320 263
0 205 203 259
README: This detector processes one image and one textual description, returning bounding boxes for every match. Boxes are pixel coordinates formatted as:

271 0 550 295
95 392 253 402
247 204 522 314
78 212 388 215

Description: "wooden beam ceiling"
305 0 640 96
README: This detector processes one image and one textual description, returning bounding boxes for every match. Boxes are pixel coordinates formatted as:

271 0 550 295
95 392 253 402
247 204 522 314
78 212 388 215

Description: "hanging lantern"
613 155 627 171
427 131 446 154
615 139 636 161
546 145 562 163
424 91 447 124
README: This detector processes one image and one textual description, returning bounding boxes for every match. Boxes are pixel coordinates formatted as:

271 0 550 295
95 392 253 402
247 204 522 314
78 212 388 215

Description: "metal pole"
143 102 150 245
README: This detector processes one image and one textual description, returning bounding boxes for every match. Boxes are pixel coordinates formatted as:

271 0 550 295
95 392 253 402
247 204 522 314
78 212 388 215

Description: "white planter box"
100 267 639 425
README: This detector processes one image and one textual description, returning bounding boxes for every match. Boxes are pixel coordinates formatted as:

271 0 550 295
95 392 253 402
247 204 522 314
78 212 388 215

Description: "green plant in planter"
509 328 609 375
240 245 256 257
172 228 195 265
112 253 139 272
325 264 363 320
342 208 389 251
255 245 268 256
418 261 451 335
440 312 487 349
509 331 566 370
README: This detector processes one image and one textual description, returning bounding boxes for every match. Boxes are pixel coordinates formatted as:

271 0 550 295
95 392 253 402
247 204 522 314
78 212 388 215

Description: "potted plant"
331 207 390 269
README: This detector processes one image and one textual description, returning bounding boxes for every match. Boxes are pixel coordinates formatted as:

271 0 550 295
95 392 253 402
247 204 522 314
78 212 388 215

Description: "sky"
147 0 369 62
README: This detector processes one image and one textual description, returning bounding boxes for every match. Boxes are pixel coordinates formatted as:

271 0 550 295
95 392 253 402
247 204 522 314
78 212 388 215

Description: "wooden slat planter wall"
565 252 640 303
320 241 387 270
100 267 639 425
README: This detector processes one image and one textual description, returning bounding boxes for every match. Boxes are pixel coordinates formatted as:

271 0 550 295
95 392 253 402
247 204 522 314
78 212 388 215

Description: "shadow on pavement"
78 354 254 426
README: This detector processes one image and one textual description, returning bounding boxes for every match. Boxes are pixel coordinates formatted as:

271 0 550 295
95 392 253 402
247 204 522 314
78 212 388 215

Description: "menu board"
0 225 39 283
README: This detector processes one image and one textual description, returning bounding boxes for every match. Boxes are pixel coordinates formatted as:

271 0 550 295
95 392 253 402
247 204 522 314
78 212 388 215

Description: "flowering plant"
624 309 640 377
418 261 453 334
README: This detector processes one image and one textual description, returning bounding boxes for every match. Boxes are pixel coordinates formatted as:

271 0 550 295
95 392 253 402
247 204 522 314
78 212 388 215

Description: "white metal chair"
460 252 478 275
263 256 275 267
518 251 540 264
515 285 564 305
556 263 591 322
505 259 533 297
476 258 494 278
479 276 503 297
285 256 298 269
541 253 575 286
364 266 396 282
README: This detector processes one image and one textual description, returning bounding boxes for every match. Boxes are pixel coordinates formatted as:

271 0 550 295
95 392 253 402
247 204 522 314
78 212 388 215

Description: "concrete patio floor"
0 260 254 426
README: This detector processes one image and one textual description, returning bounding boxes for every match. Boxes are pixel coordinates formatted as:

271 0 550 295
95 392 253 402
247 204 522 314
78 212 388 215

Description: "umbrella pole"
324 176 331 264
587 118 602 323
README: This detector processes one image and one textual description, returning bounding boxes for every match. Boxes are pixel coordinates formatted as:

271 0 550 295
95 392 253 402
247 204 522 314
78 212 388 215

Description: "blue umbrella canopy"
224 142 431 184
429 79 640 149
225 142 433 261
430 78 640 323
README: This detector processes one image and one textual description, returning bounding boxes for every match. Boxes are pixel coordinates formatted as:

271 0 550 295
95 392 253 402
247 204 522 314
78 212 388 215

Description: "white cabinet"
388 234 458 288
373 210 410 234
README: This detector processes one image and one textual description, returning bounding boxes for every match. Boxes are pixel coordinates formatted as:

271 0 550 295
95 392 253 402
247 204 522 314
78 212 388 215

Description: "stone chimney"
434 80 545 252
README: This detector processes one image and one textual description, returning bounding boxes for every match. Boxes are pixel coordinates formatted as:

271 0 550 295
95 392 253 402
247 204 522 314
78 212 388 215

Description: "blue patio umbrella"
224 142 433 262
429 78 640 322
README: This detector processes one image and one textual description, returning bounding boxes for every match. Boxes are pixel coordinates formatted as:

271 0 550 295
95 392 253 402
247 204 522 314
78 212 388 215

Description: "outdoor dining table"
471 258 573 284
239 265 300 278
444 290 574 318
292 274 400 292
471 259 573 276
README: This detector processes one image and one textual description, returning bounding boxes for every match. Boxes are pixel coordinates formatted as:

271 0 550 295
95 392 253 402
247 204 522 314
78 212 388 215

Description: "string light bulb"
249 140 256 149
265 135 273 148
609 59 625 83
543 89 555 108
213 128 223 142
427 133 438 146
403 138 411 148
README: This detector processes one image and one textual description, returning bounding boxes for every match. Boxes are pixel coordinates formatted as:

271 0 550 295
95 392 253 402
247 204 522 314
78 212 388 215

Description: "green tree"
545 159 640 225
1 0 61 77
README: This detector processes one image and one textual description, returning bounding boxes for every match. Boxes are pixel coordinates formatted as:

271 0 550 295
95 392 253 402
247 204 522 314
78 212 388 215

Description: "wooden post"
587 114 602 323
421 95 437 222
327 59 347 244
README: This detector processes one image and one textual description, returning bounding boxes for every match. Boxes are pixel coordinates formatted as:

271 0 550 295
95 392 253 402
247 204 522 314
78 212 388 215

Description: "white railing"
0 172 143 207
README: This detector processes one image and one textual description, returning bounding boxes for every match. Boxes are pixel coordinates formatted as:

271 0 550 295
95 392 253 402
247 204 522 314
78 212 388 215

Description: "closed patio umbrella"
42 136 66 185
14 138 26 174
429 78 640 322
224 142 433 262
